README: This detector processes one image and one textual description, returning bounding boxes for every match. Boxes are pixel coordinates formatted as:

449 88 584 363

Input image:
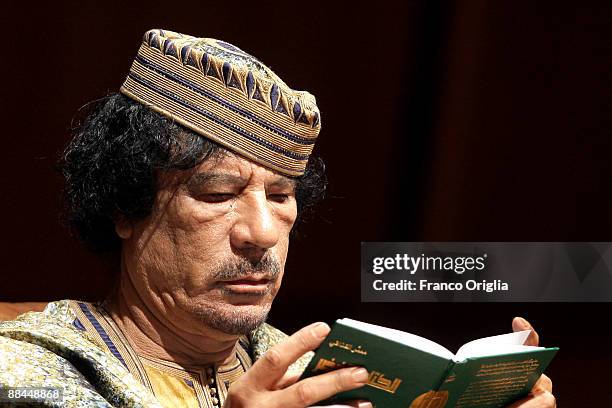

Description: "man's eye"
268 194 290 203
201 193 236 203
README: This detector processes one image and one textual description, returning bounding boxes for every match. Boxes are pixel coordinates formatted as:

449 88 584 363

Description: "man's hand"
506 317 556 408
224 322 372 408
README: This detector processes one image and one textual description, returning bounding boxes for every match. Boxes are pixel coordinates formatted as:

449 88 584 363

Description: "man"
0 29 555 407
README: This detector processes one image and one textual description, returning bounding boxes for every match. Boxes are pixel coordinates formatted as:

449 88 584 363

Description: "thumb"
512 316 540 346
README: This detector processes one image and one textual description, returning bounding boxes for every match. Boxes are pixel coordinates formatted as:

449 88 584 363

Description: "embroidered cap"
120 29 321 176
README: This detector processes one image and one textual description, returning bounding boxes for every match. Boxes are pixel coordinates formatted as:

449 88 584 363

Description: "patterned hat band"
120 29 321 177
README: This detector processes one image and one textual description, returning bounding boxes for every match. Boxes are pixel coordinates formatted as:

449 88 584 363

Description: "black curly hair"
59 93 326 253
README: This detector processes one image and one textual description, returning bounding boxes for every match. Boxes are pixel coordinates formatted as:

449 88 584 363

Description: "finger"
311 401 372 408
506 391 556 407
275 372 301 389
531 374 553 394
247 322 331 389
512 317 540 346
277 366 369 408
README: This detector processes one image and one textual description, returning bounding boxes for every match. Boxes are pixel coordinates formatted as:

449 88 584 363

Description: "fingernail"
312 322 330 338
352 367 369 383
518 317 530 329
357 401 373 408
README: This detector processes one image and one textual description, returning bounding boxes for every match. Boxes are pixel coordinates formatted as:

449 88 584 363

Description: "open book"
300 318 558 408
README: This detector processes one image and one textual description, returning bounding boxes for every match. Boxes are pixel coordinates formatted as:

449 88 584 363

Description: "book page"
339 318 454 360
454 330 542 361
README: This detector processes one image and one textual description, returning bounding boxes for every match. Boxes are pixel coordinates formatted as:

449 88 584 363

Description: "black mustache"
212 255 281 281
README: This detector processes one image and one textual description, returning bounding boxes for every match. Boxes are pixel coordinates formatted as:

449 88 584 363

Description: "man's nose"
230 192 280 252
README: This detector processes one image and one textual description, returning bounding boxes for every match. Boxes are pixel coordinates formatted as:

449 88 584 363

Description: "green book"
300 318 558 408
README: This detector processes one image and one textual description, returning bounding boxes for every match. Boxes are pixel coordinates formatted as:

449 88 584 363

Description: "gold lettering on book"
475 359 539 377
328 339 368 355
455 377 529 407
314 357 343 372
367 371 402 394
313 359 401 394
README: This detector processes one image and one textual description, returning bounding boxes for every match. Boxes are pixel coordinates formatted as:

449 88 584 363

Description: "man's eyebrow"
186 172 248 187
185 172 295 189
268 176 297 190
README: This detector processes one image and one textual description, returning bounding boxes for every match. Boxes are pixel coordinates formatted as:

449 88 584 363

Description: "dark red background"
2 1 611 405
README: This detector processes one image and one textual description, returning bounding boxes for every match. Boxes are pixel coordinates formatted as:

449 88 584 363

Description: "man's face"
119 151 297 336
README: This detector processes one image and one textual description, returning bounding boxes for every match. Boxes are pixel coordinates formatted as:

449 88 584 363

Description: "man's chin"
190 302 271 335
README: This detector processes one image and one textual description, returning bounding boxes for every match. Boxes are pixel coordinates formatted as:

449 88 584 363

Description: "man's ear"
114 214 133 239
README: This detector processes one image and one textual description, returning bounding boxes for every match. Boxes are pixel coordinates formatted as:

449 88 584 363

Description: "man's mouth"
218 275 272 294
